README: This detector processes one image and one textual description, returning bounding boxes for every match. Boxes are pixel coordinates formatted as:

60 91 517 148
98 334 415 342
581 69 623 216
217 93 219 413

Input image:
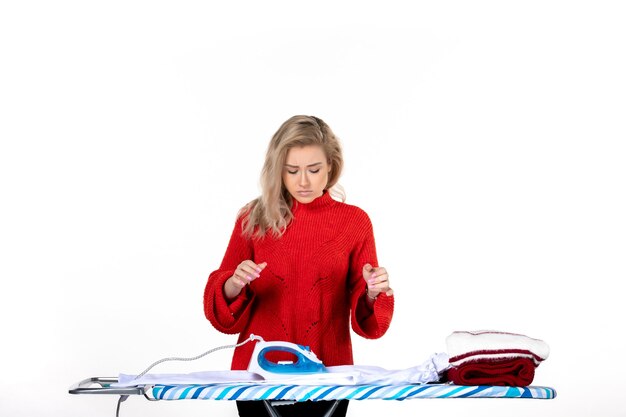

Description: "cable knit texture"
204 192 394 370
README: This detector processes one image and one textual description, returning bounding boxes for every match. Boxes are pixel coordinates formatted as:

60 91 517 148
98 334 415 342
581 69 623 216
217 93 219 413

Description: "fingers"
230 276 247 288
224 261 266 299
362 263 375 280
366 267 388 286
364 265 391 296
234 260 267 285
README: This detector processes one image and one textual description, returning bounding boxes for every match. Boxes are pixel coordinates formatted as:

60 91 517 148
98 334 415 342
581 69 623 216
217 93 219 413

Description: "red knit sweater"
204 192 394 370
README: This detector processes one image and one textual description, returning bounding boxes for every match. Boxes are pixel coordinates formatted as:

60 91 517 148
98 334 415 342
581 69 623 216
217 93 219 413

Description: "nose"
299 171 310 186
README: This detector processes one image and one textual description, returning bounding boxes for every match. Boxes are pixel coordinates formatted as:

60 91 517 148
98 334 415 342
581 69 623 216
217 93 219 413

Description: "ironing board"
69 377 556 417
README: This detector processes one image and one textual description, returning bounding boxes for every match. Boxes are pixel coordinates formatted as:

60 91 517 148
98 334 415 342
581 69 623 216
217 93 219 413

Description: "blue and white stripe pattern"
151 384 556 401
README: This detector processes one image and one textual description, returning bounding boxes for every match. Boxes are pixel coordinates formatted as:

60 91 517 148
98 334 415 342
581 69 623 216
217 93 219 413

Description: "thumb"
362 263 375 278
258 262 268 270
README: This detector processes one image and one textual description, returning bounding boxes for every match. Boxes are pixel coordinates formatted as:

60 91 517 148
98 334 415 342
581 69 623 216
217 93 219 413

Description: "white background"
1 1 625 416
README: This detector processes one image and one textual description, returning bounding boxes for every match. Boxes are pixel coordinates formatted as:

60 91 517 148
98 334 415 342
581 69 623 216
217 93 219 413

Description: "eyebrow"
284 162 323 168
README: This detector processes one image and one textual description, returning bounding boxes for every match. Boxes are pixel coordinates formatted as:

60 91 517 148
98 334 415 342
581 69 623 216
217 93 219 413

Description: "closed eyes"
287 168 321 175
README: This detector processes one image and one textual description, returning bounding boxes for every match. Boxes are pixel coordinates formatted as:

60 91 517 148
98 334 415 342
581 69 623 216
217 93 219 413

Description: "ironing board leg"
322 400 341 417
261 400 342 417
262 400 284 417
116 395 129 417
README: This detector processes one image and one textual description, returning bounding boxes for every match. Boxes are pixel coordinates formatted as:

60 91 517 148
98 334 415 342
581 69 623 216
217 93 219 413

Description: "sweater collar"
291 190 335 214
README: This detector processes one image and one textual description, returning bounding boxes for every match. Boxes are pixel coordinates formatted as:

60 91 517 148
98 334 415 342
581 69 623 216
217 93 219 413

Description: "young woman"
204 115 394 417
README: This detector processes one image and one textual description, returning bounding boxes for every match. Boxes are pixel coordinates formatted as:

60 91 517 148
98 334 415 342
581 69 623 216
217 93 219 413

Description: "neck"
291 191 335 213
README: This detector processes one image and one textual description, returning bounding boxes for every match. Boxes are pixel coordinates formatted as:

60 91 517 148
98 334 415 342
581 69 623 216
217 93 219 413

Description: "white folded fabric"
445 330 550 366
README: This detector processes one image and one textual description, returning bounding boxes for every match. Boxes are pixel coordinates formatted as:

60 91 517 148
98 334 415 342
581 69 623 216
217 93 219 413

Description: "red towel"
446 357 536 386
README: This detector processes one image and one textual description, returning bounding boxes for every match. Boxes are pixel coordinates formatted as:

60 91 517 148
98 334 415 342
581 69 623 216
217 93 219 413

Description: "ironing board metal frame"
69 377 340 417
69 377 148 397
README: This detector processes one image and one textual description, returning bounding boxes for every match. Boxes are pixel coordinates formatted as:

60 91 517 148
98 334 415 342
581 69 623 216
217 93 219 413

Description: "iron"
247 334 328 380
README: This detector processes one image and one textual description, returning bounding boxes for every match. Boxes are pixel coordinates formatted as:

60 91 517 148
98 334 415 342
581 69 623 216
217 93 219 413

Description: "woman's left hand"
363 264 394 300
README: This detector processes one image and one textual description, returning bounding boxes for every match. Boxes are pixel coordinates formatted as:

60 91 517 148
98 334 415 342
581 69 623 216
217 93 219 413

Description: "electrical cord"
134 334 262 379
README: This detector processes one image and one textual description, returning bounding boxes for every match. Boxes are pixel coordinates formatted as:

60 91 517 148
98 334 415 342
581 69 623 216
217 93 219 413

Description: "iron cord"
134 334 262 379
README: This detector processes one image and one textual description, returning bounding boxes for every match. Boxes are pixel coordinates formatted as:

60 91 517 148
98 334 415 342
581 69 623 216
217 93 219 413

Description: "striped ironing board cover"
151 383 556 401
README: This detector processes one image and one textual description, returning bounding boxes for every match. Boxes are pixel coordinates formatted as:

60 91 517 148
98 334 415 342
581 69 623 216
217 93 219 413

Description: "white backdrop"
1 1 625 416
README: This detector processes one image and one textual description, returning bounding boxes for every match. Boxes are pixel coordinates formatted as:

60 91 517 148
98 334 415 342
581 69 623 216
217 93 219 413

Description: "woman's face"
282 145 331 204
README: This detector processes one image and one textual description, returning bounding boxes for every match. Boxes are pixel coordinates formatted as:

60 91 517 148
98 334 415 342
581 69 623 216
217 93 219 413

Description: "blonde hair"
241 115 345 239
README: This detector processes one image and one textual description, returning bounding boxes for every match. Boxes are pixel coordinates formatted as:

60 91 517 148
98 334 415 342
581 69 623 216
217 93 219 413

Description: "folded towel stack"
445 330 550 386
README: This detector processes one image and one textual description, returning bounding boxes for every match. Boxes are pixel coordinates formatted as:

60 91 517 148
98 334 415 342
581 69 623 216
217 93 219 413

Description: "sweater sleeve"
348 210 394 339
203 215 256 334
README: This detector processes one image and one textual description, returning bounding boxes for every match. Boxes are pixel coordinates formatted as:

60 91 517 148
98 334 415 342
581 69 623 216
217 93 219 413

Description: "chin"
294 196 313 204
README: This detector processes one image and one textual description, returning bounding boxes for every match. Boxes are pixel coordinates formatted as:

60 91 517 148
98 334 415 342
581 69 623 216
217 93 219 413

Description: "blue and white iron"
247 334 328 380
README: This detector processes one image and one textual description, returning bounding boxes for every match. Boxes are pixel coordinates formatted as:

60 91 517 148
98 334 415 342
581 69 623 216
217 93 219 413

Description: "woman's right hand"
224 260 267 299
